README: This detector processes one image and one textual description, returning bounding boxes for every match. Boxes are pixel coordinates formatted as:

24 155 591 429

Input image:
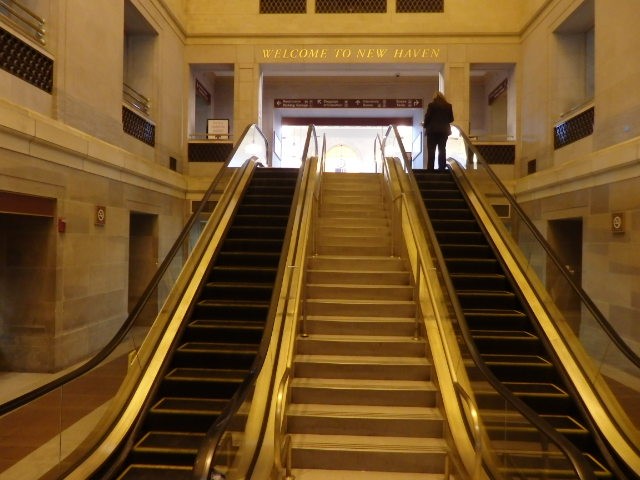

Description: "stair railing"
270 130 324 480
0 0 46 45
380 124 598 480
378 148 488 479
274 367 294 480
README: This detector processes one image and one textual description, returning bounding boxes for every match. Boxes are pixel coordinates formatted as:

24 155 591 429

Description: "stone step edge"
291 377 435 390
290 469 445 480
305 315 416 323
294 354 431 365
287 403 443 419
289 433 447 453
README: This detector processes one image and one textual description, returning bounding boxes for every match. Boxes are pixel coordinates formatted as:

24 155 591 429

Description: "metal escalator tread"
414 168 612 477
117 464 192 480
111 168 300 478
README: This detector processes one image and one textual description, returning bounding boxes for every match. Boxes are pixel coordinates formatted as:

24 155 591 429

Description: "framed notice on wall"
207 119 229 138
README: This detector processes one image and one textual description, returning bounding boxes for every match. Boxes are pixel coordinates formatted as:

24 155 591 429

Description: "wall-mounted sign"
612 212 625 233
274 98 423 109
95 205 106 226
260 46 442 62
207 119 229 138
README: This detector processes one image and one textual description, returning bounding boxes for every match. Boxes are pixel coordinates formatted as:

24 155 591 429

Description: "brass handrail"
123 83 151 117
0 0 46 45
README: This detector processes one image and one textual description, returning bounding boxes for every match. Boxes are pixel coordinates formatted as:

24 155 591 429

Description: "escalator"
414 169 617 478
105 167 300 480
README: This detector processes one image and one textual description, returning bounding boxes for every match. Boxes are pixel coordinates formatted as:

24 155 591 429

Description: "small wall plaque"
611 212 624 233
95 205 106 226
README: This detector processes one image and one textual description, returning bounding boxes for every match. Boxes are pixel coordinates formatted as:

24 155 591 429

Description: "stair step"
308 255 406 271
304 315 416 336
321 202 387 214
319 216 389 228
317 234 391 248
287 404 443 437
316 244 392 256
318 225 390 237
306 299 415 317
307 283 413 301
289 434 447 473
294 354 431 380
308 269 410 285
291 377 437 406
297 334 425 357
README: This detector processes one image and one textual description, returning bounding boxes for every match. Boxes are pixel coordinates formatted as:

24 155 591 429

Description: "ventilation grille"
396 0 444 12
554 107 594 150
0 27 53 93
474 144 515 164
122 106 155 146
316 0 386 13
259 0 446 13
188 142 234 162
260 0 306 13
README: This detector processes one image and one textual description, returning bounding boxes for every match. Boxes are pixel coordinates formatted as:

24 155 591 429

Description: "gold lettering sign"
260 46 442 62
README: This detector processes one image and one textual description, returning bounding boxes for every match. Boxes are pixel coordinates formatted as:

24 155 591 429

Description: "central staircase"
286 172 448 479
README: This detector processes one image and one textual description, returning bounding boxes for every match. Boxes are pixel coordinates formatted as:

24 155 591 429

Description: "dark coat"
424 97 454 135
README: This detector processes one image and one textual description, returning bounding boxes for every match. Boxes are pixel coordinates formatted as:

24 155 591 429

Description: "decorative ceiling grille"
396 0 444 12
260 0 306 13
316 0 387 13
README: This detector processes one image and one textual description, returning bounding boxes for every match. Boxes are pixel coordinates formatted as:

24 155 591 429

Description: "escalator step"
220 238 283 252
226 224 286 238
419 198 467 209
160 368 248 398
464 309 530 330
215 251 281 267
450 273 511 290
177 342 259 355
232 214 289 227
203 282 274 302
145 397 249 434
482 354 557 383
482 353 551 367
431 219 480 232
153 397 228 414
185 319 264 343
130 431 203 466
446 258 502 274
435 231 486 244
457 290 521 310
117 464 192 480
194 299 269 321
440 243 494 258
208 265 278 283
474 381 572 411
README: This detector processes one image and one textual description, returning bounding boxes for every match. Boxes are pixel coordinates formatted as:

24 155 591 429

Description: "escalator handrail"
193 126 320 480
382 125 598 480
0 124 268 416
453 124 640 370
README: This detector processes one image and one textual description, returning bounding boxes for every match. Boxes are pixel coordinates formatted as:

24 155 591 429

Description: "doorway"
547 218 583 333
128 212 158 323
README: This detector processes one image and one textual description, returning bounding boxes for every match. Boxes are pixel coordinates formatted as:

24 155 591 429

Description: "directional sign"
274 98 423 108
